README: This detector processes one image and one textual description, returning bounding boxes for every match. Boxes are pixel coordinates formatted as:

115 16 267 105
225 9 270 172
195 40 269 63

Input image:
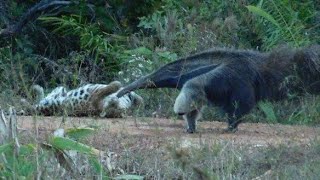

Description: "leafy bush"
247 0 318 50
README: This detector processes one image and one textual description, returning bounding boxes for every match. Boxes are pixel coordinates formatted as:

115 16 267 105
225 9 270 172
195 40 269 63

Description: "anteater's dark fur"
117 45 320 133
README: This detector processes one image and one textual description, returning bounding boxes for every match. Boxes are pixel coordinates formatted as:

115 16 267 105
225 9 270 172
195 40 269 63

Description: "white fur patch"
174 91 191 114
101 89 142 117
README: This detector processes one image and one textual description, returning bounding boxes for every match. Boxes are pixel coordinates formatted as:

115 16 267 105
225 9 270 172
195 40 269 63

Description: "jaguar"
22 81 143 117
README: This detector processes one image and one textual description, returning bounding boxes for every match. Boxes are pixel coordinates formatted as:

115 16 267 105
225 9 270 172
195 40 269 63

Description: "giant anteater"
117 45 320 133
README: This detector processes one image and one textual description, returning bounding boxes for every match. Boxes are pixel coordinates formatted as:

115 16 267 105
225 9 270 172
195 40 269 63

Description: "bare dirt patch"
17 116 320 149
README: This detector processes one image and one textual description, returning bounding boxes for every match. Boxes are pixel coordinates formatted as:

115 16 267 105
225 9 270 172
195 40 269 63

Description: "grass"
0 0 319 178
99 133 320 179
1 112 318 179
245 95 320 126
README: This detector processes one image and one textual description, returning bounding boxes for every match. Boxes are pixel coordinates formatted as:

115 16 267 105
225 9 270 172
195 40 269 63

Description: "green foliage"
7 1 26 17
2 0 320 179
138 9 185 50
0 126 109 179
0 0 320 124
286 96 320 124
88 157 109 179
118 46 177 83
0 143 13 154
0 143 37 178
65 127 95 140
248 96 320 125
258 101 277 123
137 0 256 51
40 15 118 60
247 5 280 27
122 46 177 64
51 129 107 178
247 0 317 50
0 45 36 95
51 136 100 155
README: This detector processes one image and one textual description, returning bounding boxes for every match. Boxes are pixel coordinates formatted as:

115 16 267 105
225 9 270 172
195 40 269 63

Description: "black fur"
117 45 320 133
116 48 265 97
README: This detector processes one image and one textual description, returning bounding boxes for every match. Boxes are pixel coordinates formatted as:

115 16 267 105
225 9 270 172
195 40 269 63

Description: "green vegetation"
0 0 319 179
1 0 318 124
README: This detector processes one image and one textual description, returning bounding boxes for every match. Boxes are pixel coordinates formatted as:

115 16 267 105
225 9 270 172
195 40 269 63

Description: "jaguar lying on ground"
22 81 143 117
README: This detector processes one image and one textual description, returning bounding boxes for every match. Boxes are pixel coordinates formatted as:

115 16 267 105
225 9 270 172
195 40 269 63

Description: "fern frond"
246 5 280 28
39 15 112 59
247 0 312 50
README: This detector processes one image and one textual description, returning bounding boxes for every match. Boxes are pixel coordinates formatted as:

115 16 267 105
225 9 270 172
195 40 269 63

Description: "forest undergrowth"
0 0 319 179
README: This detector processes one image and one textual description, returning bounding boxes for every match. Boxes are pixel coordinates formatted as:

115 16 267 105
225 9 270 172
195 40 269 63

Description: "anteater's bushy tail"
294 45 320 93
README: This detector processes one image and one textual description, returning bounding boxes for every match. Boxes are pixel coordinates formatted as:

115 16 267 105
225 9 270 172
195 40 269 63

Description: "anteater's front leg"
182 109 202 133
226 117 242 133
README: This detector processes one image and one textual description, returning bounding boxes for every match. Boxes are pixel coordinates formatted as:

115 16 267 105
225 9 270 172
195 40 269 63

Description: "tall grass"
247 0 317 50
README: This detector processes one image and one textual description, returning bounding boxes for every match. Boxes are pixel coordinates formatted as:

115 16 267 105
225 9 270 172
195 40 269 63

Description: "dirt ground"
17 116 320 149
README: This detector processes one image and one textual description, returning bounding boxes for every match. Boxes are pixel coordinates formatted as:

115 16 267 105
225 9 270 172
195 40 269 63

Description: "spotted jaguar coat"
28 81 143 117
